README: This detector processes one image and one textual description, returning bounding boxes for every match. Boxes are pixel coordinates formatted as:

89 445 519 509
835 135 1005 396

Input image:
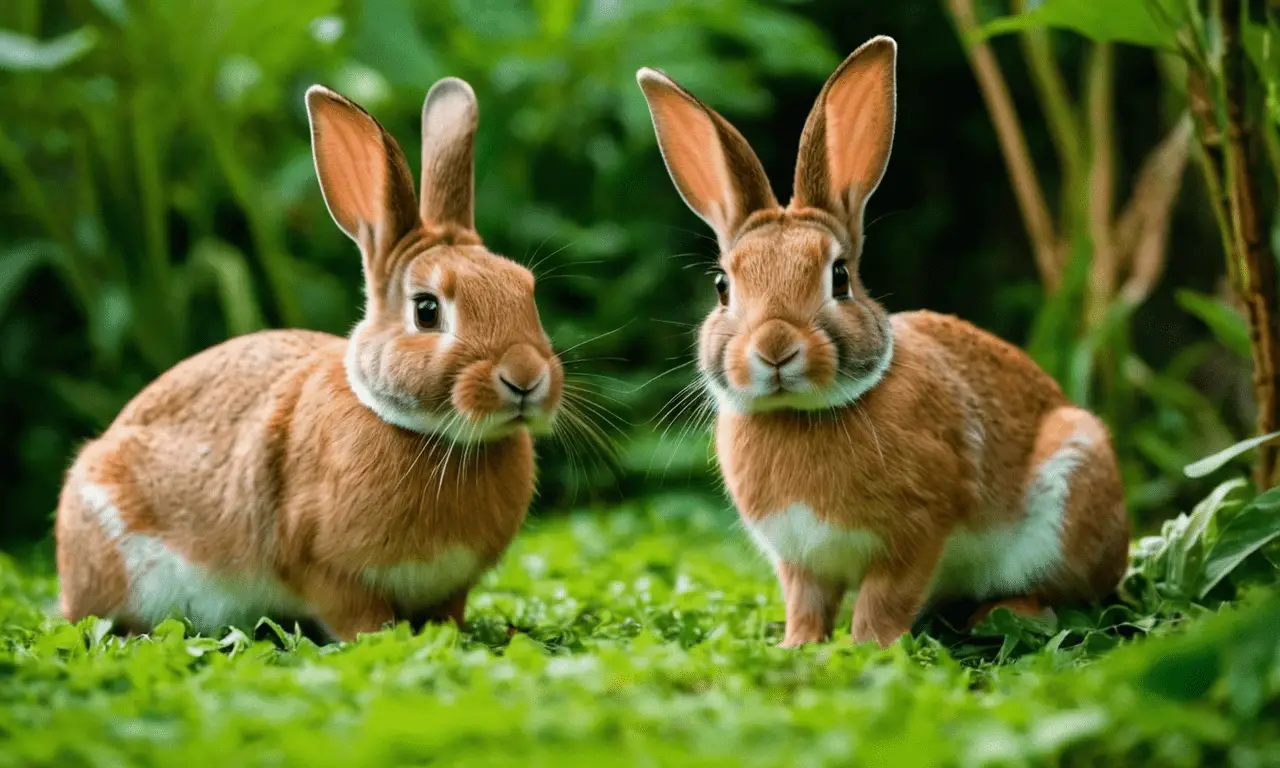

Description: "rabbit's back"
112 329 339 431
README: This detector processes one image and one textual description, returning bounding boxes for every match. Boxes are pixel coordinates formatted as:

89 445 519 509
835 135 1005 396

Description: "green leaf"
1136 640 1221 700
1067 299 1136 404
186 239 266 338
975 0 1184 48
0 28 98 72
1184 431 1280 478
1198 486 1280 597
1169 478 1250 595
88 0 130 25
1175 289 1251 360
1027 235 1090 388
0 241 57 323
47 374 130 429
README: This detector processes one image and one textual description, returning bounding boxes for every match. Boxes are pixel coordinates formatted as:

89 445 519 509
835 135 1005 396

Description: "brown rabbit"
636 36 1129 648
55 78 563 641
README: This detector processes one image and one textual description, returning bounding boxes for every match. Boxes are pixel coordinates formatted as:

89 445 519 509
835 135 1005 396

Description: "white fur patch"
80 483 308 634
931 432 1092 600
361 547 482 610
341 323 496 443
745 431 1090 604
744 503 883 584
712 329 895 414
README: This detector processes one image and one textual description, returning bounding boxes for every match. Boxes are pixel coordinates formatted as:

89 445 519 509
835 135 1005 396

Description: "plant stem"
1013 0 1083 231
1085 44 1117 326
1220 0 1280 488
945 0 1061 291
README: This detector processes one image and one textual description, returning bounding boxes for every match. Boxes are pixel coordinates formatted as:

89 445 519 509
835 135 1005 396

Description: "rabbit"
54 78 563 642
635 36 1130 648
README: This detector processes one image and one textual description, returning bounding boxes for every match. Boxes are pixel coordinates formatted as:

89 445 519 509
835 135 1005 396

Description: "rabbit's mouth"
453 407 556 441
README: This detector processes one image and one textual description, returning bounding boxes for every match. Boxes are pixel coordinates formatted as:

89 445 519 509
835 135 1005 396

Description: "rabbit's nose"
494 344 552 407
496 369 549 407
755 347 801 369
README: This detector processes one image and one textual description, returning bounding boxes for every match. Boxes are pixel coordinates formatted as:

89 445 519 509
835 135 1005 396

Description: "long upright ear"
792 36 897 239
419 77 478 231
636 68 778 252
306 85 419 265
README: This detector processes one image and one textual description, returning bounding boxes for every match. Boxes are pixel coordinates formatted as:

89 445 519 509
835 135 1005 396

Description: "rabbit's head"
307 79 562 442
638 37 898 414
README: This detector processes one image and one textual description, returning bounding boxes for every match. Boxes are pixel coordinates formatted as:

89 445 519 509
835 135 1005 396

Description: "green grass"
1 492 1278 767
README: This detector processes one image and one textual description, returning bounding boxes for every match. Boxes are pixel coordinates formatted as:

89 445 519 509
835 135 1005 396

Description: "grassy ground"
1 493 1278 767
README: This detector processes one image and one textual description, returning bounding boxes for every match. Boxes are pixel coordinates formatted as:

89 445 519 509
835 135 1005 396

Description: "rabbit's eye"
831 260 851 300
714 272 730 307
413 294 441 330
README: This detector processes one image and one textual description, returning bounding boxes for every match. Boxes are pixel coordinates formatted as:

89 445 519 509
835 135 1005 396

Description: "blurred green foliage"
0 0 1251 545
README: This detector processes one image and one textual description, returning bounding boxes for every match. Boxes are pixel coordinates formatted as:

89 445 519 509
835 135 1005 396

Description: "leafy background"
0 0 1251 547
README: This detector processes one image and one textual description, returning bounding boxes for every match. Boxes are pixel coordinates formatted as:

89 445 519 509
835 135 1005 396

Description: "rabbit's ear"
636 68 778 253
419 77 479 231
792 36 897 240
306 85 418 266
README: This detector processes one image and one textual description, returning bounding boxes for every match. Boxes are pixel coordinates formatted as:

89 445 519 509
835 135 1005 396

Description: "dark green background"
0 0 1238 548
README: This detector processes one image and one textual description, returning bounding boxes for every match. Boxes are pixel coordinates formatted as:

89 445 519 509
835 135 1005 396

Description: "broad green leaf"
1169 478 1250 595
1175 289 1251 360
1198 486 1280 597
1172 476 1244 591
975 0 1184 48
0 28 98 72
1136 638 1221 700
1184 431 1280 478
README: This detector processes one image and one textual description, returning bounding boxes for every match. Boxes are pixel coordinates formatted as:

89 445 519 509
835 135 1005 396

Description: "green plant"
942 0 1233 524
966 0 1280 496
0 482 1277 765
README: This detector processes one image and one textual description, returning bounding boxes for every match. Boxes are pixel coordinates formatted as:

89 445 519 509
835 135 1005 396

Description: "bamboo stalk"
1085 44 1117 325
1220 0 1280 488
946 0 1061 290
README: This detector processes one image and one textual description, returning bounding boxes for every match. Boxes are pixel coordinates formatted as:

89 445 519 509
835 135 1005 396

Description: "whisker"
563 382 629 409
557 322 633 359
560 355 629 367
538 259 604 280
562 391 632 434
620 359 696 396
524 231 557 272
529 238 579 276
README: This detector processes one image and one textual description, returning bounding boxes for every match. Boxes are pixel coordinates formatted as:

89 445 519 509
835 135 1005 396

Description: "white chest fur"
360 546 483 610
743 499 1069 602
744 503 884 584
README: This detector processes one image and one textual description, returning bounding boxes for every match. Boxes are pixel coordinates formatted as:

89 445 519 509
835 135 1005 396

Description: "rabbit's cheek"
722 337 755 392
450 362 504 418
803 333 838 389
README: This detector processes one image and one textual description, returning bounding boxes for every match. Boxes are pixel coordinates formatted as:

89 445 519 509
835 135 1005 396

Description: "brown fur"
639 37 1130 648
56 79 561 641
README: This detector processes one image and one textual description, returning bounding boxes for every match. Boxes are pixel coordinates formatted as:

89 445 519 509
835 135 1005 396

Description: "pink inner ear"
312 97 389 237
648 88 733 232
823 60 895 209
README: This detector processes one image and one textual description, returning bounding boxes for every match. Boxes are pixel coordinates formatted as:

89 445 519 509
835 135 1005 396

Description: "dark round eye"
831 260 851 299
714 272 730 307
413 293 441 330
